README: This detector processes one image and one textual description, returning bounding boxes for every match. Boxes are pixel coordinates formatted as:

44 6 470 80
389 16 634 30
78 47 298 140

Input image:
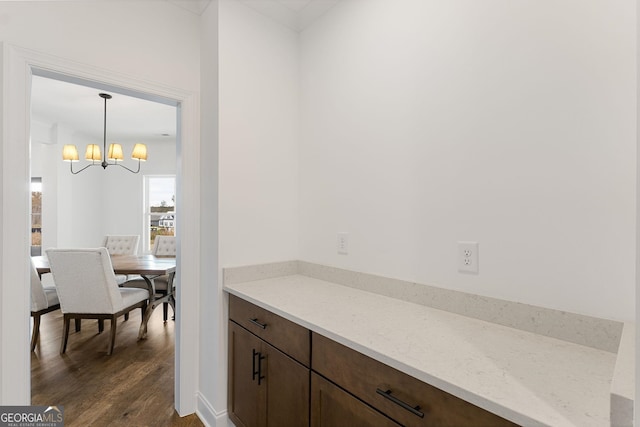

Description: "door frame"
0 43 200 415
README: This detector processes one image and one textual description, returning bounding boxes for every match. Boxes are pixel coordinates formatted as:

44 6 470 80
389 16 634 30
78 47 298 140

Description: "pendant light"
61 93 147 174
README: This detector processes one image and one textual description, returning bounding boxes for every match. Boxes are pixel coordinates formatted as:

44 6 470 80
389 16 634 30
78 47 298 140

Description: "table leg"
137 275 155 340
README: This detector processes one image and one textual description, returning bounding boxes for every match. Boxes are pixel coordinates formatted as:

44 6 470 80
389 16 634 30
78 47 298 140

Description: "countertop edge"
224 284 547 427
610 322 635 426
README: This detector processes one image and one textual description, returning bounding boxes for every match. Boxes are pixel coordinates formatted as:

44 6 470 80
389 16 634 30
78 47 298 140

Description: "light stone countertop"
224 274 618 427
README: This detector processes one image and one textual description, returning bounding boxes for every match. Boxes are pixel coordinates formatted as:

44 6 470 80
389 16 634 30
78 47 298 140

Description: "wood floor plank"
31 308 203 427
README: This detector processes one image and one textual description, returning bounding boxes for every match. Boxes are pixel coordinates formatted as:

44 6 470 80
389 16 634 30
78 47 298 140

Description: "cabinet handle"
249 318 267 329
376 388 424 418
252 349 260 381
257 352 266 385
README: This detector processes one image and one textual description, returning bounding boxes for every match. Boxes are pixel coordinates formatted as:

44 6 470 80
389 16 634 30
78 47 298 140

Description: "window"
31 177 42 256
144 175 176 252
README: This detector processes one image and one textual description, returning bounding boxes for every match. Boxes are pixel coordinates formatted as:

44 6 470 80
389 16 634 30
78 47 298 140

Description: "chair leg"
163 302 168 322
60 315 71 354
107 316 117 356
31 315 41 352
124 313 129 321
139 302 148 337
75 318 81 332
98 319 104 333
140 302 147 324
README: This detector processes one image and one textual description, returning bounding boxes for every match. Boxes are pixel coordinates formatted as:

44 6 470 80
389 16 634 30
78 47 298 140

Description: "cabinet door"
264 341 310 427
311 373 400 427
229 321 310 427
229 322 265 427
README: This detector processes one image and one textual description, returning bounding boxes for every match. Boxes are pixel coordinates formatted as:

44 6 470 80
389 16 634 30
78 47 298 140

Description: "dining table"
32 254 176 339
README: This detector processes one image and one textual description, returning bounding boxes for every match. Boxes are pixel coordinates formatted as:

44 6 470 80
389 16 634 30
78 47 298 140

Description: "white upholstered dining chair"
103 235 140 284
46 248 149 355
30 259 60 351
124 235 176 322
102 235 140 255
152 235 176 257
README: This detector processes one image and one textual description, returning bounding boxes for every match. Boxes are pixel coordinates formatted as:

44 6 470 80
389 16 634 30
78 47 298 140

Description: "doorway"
29 72 180 408
0 45 200 413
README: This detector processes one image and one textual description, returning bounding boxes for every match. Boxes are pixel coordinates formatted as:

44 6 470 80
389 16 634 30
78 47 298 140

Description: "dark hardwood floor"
31 307 204 427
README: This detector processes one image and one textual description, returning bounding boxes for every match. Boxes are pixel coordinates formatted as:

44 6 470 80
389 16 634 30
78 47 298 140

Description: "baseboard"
196 392 229 427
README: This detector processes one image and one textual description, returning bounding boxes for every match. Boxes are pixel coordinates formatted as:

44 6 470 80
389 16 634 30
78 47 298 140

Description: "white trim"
196 391 229 427
636 0 640 422
0 44 200 414
1 42 32 405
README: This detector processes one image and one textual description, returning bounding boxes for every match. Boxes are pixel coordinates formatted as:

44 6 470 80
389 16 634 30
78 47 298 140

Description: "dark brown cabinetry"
311 372 400 427
228 295 310 427
229 295 310 366
312 332 518 427
227 294 519 427
228 323 262 427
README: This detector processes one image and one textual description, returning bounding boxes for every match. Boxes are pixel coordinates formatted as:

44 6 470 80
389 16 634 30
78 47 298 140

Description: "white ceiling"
238 0 339 30
31 75 177 146
168 0 212 15
169 0 339 31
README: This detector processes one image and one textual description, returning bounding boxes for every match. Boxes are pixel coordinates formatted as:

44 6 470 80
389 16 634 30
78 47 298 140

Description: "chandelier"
62 93 147 174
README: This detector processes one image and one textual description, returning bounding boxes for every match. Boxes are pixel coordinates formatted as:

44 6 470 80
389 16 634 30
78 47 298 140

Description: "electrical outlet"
337 232 349 255
458 241 479 274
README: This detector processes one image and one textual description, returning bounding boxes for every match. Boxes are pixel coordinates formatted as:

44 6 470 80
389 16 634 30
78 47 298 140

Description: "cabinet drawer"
229 294 310 366
312 333 518 427
311 372 400 427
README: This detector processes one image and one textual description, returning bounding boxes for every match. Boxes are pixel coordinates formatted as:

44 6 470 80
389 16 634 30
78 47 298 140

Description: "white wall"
54 128 103 248
218 0 299 268
30 124 101 249
0 2 199 91
299 0 636 321
208 0 300 421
